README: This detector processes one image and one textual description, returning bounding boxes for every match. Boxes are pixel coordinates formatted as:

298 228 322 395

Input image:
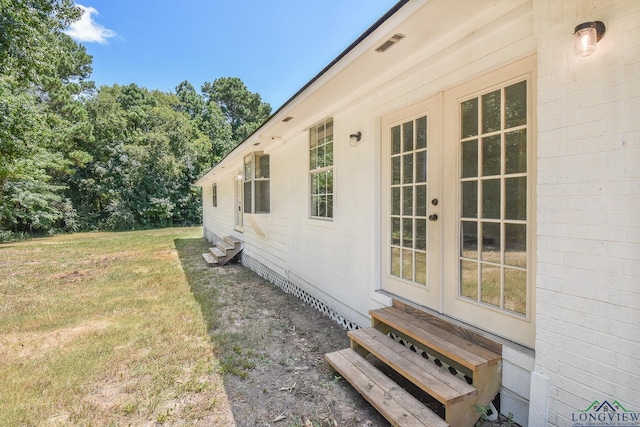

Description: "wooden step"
202 253 217 266
209 246 226 260
325 348 449 427
349 328 477 406
216 240 234 252
224 235 242 249
370 307 500 374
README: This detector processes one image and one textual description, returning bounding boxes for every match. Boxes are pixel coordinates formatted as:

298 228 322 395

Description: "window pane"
505 177 527 220
317 145 325 168
481 222 501 263
403 153 413 184
402 218 413 248
462 181 478 218
310 147 317 170
392 156 401 185
462 140 478 178
415 219 426 251
391 217 401 246
244 156 253 180
326 194 333 218
482 135 501 176
506 130 527 174
255 181 270 213
505 81 527 128
403 121 414 152
416 184 427 217
391 125 401 155
243 182 252 213
482 89 501 133
461 221 478 259
416 116 427 149
391 187 401 215
482 179 500 219
326 141 334 166
416 151 427 183
403 186 413 216
481 263 501 307
460 260 478 299
505 223 527 267
310 126 317 149
461 98 478 138
504 269 526 315
256 154 269 178
325 118 333 141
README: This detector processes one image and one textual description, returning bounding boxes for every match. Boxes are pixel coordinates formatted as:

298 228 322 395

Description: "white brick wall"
533 1 640 425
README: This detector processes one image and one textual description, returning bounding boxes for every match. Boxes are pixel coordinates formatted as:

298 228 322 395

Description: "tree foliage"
0 1 272 236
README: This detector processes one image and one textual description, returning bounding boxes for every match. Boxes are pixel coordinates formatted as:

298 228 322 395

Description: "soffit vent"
375 33 405 53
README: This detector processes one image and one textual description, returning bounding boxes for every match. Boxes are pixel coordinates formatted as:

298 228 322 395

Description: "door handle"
428 214 438 221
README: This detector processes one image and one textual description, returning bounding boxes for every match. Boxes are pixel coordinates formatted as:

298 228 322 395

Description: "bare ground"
191 257 517 427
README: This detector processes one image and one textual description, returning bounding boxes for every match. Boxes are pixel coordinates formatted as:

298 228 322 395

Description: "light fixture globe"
574 21 605 57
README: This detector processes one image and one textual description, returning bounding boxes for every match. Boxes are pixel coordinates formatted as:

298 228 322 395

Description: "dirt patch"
199 262 517 427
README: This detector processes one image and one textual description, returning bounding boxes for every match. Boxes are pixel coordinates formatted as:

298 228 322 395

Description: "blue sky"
65 1 399 110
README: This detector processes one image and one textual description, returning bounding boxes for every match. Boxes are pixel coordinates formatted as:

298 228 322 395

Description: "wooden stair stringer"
202 235 243 267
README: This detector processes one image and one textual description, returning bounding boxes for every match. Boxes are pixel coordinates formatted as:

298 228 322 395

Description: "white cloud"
64 5 116 44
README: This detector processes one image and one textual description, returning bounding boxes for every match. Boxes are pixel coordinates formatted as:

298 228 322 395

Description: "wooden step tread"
349 328 477 405
209 247 226 258
371 307 501 372
217 240 234 251
202 253 217 266
325 348 449 427
224 236 242 245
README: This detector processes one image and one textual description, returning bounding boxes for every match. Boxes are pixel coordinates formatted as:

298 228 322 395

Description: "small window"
309 118 334 219
212 183 217 207
243 152 270 214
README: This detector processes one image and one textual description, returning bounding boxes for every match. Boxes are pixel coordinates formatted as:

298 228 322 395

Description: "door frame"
234 172 243 232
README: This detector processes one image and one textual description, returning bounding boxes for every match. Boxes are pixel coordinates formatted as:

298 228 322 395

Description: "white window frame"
309 118 334 220
243 152 270 214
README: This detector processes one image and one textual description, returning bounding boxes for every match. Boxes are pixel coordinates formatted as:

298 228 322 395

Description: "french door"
381 57 535 348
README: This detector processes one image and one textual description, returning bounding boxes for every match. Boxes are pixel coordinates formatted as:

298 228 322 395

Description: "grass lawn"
0 227 234 425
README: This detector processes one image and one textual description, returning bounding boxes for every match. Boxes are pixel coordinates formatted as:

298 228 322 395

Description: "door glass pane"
504 269 526 315
482 135 501 176
403 153 413 184
460 260 478 299
481 222 501 263
462 181 478 218
482 179 500 219
415 251 427 285
416 116 427 149
461 221 478 259
481 264 500 307
391 125 401 155
392 156 401 185
415 219 426 251
505 177 527 220
462 140 478 178
391 247 401 276
402 249 413 280
416 185 427 217
391 217 401 246
416 151 427 182
482 89 501 133
505 81 527 128
505 223 526 267
403 121 414 152
402 218 413 248
461 99 478 138
403 186 413 216
392 187 401 215
506 130 527 174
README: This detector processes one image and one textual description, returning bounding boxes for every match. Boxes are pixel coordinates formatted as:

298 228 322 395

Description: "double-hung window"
309 118 334 219
243 152 270 214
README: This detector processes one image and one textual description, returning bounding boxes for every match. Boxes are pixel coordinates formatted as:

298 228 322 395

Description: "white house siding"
532 1 640 426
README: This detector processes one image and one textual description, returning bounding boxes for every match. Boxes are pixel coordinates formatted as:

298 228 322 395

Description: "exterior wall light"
350 132 362 142
574 21 605 57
